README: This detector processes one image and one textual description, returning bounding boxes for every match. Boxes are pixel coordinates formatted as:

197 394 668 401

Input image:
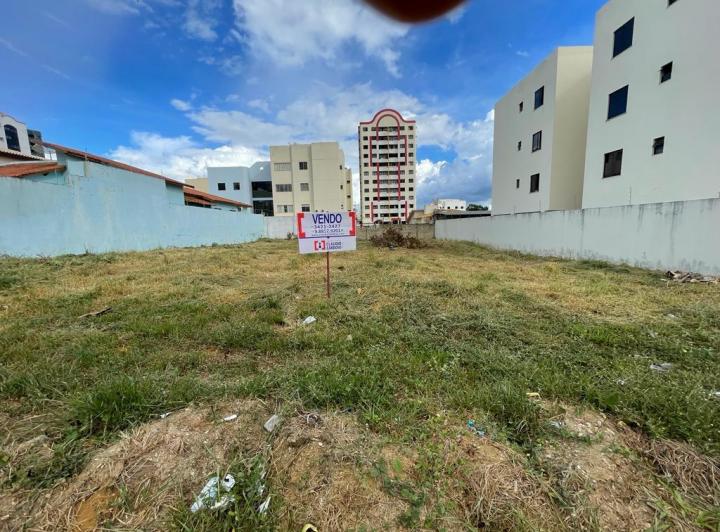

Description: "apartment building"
185 178 209 193
358 109 417 224
269 142 352 216
492 47 594 215
207 162 274 216
0 112 46 163
582 0 720 209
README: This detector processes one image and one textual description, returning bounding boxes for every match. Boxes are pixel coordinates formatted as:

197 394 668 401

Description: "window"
519 101 524 113
653 137 665 155
532 131 542 152
217 183 226 191
364 180 369 184
273 162 291 171
364 188 369 193
613 18 634 57
534 87 544 109
277 204 293 213
363 154 369 159
300 183 310 191
660 62 673 83
233 182 240 190
603 149 623 178
301 204 311 212
299 161 308 170
668 0 678 5
363 172 369 177
3 125 20 152
530 174 540 193
275 184 292 192
608 85 629 119
363 163 369 167
409 126 414 130
364 197 370 202
516 179 520 189
517 141 522 151
363 127 368 131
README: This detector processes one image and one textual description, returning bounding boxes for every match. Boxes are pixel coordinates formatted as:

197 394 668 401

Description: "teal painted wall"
0 157 265 257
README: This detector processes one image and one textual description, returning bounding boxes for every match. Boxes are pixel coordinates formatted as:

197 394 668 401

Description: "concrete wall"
436 198 720 275
264 216 296 239
0 161 264 257
262 217 434 241
583 0 720 208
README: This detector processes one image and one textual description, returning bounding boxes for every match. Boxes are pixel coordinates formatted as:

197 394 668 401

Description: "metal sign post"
297 211 357 298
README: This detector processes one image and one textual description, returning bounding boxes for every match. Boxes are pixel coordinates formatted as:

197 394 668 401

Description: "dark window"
517 141 522 151
3 124 20 152
653 137 665 155
251 181 272 198
364 180 369 184
217 183 226 191
534 87 544 109
363 154 369 159
363 127 368 131
603 149 623 178
668 0 678 5
608 85 629 119
275 184 292 192
300 182 310 191
299 161 308 170
233 182 240 190
301 204 311 212
532 131 542 152
660 62 673 83
516 179 520 189
530 174 540 193
613 18 634 57
519 101 524 113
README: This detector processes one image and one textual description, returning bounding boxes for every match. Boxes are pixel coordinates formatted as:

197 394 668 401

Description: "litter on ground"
650 363 673 373
264 414 281 433
190 474 236 513
223 414 238 422
302 316 317 325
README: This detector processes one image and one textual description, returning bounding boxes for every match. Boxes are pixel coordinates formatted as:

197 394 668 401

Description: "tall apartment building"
492 47 594 215
582 0 720 209
358 109 417 224
207 162 273 215
269 142 352 216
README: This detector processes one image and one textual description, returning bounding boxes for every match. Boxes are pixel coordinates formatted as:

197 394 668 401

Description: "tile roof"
0 147 47 161
0 162 66 177
44 142 186 188
182 186 252 209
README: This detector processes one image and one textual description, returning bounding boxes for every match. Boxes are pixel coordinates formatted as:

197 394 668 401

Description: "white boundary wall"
436 198 720 275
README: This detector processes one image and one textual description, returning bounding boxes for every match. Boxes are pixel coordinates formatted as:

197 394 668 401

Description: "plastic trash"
302 316 317 325
710 391 720 399
548 420 564 429
650 363 673 373
160 412 172 419
258 495 271 514
190 474 236 513
264 414 281 433
526 392 541 400
223 414 238 422
466 419 485 438
302 524 319 532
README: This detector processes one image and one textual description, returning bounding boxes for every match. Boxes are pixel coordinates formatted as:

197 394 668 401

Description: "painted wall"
0 160 264 257
492 47 593 215
582 0 720 208
436 198 720 275
264 216 296 239
207 162 270 205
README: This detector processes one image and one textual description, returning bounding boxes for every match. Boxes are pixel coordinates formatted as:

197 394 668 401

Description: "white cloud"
445 4 467 24
0 37 28 57
109 132 266 181
184 0 219 41
248 99 271 113
516 50 530 58
170 98 193 111
232 0 409 76
42 64 71 80
84 0 148 15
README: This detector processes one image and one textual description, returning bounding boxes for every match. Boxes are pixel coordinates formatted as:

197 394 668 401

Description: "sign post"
297 211 357 298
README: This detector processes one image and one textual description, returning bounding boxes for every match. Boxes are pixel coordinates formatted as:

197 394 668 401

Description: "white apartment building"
0 112 45 163
207 162 273 215
492 47 594 215
358 109 417 224
269 142 352 216
582 0 720 209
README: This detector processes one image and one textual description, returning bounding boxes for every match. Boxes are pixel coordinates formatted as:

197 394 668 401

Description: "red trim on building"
359 108 416 125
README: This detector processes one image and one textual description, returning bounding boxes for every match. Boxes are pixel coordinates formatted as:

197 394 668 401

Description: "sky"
1 0 606 207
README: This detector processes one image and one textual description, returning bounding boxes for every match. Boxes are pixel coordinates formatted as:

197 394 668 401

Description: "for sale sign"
297 211 357 255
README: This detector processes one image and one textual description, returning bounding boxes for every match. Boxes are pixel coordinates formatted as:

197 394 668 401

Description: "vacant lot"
1 239 719 530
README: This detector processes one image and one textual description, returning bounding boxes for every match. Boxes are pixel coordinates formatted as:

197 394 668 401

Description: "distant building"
0 112 46 163
269 142 352 216
358 109 417 224
492 47 594 215
426 199 467 212
582 0 720 209
207 162 273 216
185 177 208 193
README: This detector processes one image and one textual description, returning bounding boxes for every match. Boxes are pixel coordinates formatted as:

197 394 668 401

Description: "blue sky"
1 0 606 206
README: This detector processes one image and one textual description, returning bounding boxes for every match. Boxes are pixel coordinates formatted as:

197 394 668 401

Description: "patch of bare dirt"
38 400 271 531
272 411 410 531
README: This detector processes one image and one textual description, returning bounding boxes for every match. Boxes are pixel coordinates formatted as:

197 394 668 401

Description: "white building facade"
582 0 720 209
269 142 352 217
207 162 273 216
492 47 594 215
358 109 417 224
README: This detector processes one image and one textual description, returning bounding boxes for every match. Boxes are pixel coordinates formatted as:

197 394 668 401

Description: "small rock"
302 316 317 326
650 363 673 373
223 414 238 422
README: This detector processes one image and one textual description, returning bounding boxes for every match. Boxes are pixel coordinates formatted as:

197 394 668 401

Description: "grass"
1 239 719 528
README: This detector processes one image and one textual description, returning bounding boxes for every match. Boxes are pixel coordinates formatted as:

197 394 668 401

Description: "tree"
467 203 489 211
